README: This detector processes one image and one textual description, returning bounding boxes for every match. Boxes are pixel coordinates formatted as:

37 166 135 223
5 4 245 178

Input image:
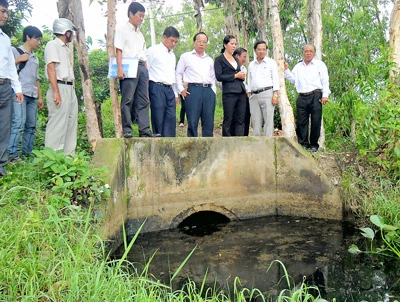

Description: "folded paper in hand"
108 57 139 78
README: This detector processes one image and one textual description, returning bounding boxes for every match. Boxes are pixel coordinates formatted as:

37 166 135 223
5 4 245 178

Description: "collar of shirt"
55 37 68 47
161 42 173 54
0 28 3 35
191 49 208 58
127 21 141 33
300 58 316 66
254 57 269 65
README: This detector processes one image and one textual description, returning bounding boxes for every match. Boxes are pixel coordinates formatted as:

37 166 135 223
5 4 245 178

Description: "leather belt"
150 81 172 89
252 86 273 94
299 89 322 96
57 80 73 86
0 78 11 85
188 83 212 88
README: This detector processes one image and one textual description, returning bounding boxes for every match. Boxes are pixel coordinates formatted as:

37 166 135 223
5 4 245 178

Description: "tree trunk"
269 0 296 139
307 0 322 58
57 0 102 151
70 0 102 151
239 6 249 49
389 0 400 83
107 0 122 138
307 0 325 148
224 0 240 41
250 0 267 40
193 0 204 32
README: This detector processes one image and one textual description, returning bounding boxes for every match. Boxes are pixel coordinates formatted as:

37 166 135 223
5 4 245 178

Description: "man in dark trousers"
147 26 180 137
175 32 216 137
115 2 160 138
284 44 330 152
0 0 23 177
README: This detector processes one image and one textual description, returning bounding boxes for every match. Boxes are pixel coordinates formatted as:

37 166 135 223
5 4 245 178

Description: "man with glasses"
0 0 23 177
175 32 216 137
44 18 78 155
284 44 330 152
147 26 180 137
115 2 160 138
8 26 43 162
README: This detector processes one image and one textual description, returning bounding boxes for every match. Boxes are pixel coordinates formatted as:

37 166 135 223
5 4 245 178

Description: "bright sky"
23 0 183 49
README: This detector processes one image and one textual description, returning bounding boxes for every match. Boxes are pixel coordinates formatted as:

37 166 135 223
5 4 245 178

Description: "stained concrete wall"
93 137 342 251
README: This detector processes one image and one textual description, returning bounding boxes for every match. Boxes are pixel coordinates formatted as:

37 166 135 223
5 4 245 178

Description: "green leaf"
348 244 362 254
370 215 385 228
382 225 398 232
360 227 375 240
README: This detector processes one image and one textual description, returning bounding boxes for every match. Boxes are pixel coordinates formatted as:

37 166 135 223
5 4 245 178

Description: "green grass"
0 194 329 301
0 153 332 301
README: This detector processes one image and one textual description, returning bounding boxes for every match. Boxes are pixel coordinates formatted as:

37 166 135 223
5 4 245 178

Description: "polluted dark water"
113 214 400 301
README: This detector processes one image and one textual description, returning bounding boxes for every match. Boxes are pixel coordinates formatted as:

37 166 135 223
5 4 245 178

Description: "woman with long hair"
214 35 247 136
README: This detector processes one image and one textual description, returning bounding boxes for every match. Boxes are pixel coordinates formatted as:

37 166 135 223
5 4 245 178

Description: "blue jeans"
8 95 38 157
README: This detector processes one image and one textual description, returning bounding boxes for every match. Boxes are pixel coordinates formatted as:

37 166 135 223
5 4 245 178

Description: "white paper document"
108 57 139 78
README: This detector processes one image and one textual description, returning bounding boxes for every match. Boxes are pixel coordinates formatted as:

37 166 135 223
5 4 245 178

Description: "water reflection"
113 216 399 301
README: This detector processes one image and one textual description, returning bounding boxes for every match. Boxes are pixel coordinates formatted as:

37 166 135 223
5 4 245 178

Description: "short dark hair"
0 0 9 8
163 26 179 39
193 31 208 42
254 40 267 50
128 2 145 18
233 47 247 57
22 26 42 42
220 34 236 53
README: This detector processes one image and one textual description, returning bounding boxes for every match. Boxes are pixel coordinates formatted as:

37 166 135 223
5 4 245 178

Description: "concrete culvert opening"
178 211 230 237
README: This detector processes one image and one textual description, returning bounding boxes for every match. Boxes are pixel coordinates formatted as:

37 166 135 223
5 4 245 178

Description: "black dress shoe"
0 166 6 177
139 132 161 138
309 147 318 153
123 132 133 138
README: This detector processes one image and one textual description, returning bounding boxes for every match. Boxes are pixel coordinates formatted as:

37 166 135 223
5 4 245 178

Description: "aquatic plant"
349 215 400 259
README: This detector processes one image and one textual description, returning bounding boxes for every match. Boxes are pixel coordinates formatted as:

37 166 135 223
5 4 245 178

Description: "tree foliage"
1 0 32 36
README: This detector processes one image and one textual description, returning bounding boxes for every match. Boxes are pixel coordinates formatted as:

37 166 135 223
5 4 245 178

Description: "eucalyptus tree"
193 0 204 31
106 0 123 138
307 0 325 147
57 0 102 150
307 0 322 59
269 0 296 138
389 0 400 82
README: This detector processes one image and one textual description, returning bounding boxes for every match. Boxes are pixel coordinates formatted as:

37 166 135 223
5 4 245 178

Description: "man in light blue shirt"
284 44 330 152
8 26 43 162
0 0 23 177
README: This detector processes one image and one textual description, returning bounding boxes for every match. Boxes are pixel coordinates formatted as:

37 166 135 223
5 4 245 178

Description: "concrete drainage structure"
93 137 342 252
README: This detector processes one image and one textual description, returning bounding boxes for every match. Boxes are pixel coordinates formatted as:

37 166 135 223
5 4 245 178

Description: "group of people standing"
116 2 331 149
0 0 330 177
0 0 78 177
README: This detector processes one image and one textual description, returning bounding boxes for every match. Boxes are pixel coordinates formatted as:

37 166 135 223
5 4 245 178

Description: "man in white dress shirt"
115 2 159 138
147 26 179 137
175 32 216 137
284 44 330 152
247 40 280 137
0 0 23 177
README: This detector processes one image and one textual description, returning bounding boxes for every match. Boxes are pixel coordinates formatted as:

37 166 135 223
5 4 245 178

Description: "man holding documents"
114 2 160 138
